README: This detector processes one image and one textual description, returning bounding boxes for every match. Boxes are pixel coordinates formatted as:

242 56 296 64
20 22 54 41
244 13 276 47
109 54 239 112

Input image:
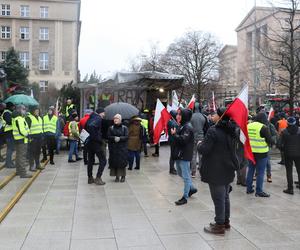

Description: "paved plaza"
0 146 300 250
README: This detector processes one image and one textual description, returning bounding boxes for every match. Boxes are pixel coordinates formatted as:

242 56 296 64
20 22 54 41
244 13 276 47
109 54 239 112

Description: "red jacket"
79 114 90 131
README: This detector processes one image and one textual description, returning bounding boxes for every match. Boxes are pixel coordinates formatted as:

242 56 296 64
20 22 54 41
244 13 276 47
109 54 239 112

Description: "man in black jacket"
167 110 178 175
280 117 300 195
85 107 107 185
171 108 197 205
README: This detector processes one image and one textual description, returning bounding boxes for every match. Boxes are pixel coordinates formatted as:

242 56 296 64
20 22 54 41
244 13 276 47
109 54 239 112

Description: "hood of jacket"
170 110 177 120
255 112 268 125
181 108 192 125
287 124 299 135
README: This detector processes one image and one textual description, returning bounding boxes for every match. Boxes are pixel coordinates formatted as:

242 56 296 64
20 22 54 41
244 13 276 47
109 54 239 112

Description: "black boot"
175 197 187 206
169 168 177 175
115 177 120 182
120 176 125 183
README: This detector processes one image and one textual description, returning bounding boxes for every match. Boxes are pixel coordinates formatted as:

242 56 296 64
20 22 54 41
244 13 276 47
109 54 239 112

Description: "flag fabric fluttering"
224 85 255 164
268 106 274 121
212 91 216 112
187 94 196 110
167 90 180 112
153 99 171 144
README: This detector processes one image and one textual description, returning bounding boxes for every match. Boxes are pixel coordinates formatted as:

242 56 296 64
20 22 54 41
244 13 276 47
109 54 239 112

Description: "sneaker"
88 177 94 184
267 176 272 183
204 223 225 235
188 188 198 197
175 197 187 206
120 176 125 183
68 159 76 163
191 171 196 178
283 189 294 195
210 222 231 230
255 192 270 197
94 177 105 185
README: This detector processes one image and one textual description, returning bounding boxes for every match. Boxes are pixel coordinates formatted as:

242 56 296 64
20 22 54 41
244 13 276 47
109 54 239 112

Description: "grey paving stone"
70 239 117 250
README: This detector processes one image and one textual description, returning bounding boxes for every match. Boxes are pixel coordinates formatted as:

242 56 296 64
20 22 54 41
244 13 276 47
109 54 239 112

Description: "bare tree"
258 0 300 114
162 31 220 100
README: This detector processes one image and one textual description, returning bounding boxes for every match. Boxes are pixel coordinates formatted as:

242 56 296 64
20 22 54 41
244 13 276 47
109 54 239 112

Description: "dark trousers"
169 144 176 171
83 144 88 163
209 184 230 225
15 142 28 176
87 141 106 178
128 150 140 169
29 137 42 169
143 142 148 156
46 135 56 162
154 144 159 155
285 156 300 190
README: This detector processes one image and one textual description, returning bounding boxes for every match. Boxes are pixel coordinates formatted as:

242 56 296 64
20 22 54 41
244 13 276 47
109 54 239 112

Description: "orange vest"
278 119 288 134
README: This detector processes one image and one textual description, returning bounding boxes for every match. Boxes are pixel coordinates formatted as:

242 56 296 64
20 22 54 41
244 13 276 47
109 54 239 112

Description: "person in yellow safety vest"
25 106 44 172
2 102 16 168
68 113 82 163
89 94 95 110
43 106 58 165
12 104 32 178
246 113 273 198
140 114 149 157
65 98 75 119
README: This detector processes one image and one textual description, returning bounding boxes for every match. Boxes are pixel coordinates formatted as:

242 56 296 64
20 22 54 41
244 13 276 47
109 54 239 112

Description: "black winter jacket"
198 121 238 185
85 112 103 143
173 109 194 161
280 125 300 158
107 124 128 168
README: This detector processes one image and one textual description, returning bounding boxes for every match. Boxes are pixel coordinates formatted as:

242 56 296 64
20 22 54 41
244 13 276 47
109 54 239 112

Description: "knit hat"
287 116 296 125
96 107 105 114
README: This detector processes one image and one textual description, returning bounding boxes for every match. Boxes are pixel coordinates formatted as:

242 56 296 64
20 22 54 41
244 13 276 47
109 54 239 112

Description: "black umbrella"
104 102 139 120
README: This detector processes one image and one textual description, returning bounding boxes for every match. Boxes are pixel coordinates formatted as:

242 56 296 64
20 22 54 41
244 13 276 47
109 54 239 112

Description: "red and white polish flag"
268 106 275 121
153 99 171 144
224 85 255 163
187 94 196 110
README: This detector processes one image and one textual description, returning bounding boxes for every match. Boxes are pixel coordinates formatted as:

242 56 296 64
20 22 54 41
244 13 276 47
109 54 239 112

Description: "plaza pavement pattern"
0 146 300 250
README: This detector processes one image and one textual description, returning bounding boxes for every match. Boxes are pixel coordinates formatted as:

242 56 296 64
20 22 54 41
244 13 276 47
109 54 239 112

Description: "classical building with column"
0 0 81 92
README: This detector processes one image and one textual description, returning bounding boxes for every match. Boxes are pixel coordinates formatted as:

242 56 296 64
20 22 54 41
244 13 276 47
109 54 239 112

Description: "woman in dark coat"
198 107 239 235
107 114 128 182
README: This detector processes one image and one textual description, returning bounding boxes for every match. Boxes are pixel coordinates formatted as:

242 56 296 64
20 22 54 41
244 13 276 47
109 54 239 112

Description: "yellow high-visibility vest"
68 121 79 138
141 119 149 134
28 114 43 135
66 104 75 117
12 116 29 143
247 122 269 153
43 114 58 134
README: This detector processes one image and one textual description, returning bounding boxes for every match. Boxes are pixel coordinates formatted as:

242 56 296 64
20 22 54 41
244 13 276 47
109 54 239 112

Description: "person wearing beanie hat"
107 113 128 182
25 106 44 172
42 105 58 165
84 108 107 185
280 116 300 195
67 112 82 163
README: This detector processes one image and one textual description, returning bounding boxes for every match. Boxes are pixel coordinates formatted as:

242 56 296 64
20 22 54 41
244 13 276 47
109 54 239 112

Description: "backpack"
63 121 70 136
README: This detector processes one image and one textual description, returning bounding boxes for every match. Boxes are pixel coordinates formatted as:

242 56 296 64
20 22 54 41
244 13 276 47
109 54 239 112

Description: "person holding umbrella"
43 106 57 165
12 104 32 178
107 114 128 182
26 106 44 172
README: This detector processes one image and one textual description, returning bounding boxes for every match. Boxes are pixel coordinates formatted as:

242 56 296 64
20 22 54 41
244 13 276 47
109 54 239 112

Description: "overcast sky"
79 0 269 78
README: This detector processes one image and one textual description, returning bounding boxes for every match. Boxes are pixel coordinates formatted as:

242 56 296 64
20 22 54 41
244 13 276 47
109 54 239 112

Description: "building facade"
0 0 81 92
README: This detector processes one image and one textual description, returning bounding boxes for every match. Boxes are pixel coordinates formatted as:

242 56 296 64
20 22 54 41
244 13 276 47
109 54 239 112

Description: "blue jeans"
56 134 61 153
68 140 78 160
128 150 140 169
266 154 271 177
246 157 268 194
175 160 196 199
5 135 15 167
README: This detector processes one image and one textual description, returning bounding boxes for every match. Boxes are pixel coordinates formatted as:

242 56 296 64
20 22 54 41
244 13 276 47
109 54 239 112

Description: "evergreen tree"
0 47 29 86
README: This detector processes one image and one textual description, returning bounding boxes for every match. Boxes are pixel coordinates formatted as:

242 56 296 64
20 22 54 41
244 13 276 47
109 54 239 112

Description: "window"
40 6 48 18
0 51 6 61
1 26 11 39
20 5 29 17
39 81 48 92
19 52 29 69
39 27 49 40
39 52 49 70
20 27 29 40
1 4 10 16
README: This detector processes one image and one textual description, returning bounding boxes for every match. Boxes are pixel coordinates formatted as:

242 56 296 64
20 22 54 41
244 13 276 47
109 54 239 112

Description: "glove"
114 137 120 143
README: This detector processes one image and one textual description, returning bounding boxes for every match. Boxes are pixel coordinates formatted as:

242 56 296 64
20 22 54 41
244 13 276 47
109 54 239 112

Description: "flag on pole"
187 94 196 110
212 91 216 112
30 89 34 98
268 106 274 121
224 85 255 163
153 99 171 144
167 90 180 112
